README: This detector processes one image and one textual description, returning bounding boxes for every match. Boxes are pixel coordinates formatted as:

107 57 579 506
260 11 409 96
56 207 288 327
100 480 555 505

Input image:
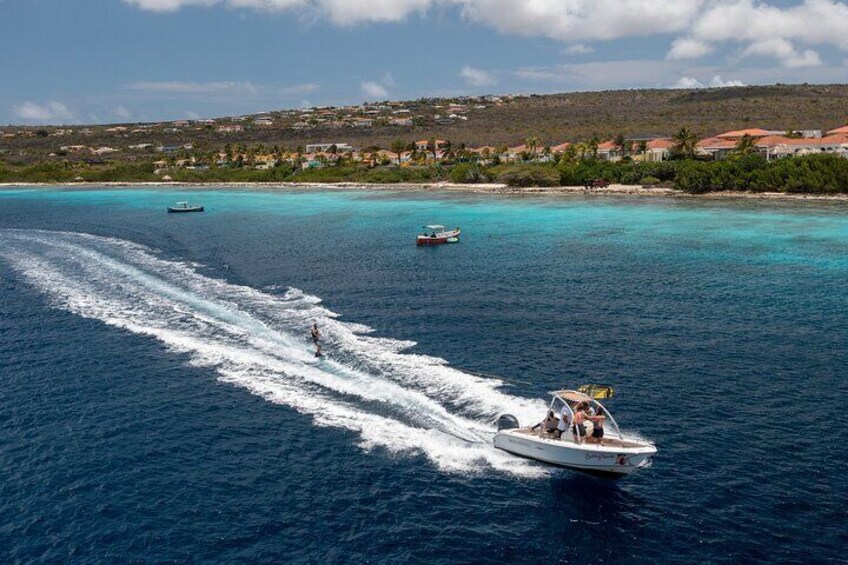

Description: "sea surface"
1 187 846 564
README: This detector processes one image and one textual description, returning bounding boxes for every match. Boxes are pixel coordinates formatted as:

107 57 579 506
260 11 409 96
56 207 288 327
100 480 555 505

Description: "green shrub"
292 166 359 183
492 164 560 187
640 176 661 186
674 162 713 193
86 162 158 182
359 166 442 183
448 163 488 183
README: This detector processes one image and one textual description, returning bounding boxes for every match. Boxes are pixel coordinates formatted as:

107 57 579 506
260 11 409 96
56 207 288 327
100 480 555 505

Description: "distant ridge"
4 84 848 158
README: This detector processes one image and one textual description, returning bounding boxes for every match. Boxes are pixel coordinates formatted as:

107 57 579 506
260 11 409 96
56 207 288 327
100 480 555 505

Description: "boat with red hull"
416 225 461 246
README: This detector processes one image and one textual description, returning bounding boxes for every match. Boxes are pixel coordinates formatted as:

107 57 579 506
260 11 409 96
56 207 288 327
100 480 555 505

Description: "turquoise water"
1 186 846 563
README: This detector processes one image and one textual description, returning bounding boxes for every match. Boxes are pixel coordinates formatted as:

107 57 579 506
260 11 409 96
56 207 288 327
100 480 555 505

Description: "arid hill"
3 84 848 164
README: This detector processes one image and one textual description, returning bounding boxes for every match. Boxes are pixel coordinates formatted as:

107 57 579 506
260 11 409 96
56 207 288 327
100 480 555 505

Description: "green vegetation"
489 164 560 187
3 153 848 194
670 154 848 194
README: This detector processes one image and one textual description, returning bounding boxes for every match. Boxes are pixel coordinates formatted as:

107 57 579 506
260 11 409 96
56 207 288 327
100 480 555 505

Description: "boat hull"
416 229 460 246
167 206 204 213
494 429 656 477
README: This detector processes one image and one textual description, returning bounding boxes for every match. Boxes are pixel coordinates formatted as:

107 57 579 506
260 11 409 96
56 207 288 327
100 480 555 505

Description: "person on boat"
588 407 606 446
554 408 570 439
572 403 590 444
310 322 322 357
533 411 558 436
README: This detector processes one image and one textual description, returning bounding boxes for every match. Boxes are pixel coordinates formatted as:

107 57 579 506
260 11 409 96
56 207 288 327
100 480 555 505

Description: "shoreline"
2 181 848 202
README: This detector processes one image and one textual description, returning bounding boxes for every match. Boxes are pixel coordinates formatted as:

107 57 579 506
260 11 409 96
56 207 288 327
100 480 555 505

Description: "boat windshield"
548 390 623 439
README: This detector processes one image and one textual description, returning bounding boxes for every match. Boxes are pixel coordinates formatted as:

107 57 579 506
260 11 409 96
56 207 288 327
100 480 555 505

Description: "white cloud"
381 72 398 88
676 0 848 66
673 76 704 89
514 59 679 89
125 80 259 94
12 101 76 124
123 0 429 23
123 0 299 12
743 38 822 68
709 75 745 87
672 74 746 89
456 0 704 42
667 37 713 60
459 65 496 87
319 0 431 25
562 44 594 55
278 82 320 95
114 105 133 120
361 80 389 99
122 0 848 71
185 110 202 119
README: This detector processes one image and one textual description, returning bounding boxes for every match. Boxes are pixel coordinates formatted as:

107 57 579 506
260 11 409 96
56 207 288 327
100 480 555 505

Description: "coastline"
2 181 848 201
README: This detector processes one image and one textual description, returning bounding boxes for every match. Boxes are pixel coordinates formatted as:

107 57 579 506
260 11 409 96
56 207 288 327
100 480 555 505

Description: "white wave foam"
0 229 547 476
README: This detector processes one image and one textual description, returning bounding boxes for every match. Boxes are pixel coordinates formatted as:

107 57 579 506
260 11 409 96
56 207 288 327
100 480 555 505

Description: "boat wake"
0 229 546 476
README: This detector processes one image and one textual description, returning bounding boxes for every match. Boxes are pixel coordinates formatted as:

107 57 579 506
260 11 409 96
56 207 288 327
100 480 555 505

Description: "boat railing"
548 396 624 442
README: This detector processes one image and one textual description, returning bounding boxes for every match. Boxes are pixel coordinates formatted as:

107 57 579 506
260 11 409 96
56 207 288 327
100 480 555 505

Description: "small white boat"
167 201 204 213
494 389 656 478
416 225 461 246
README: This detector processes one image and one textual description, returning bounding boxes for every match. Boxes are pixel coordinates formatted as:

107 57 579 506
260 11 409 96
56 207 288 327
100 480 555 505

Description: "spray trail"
0 230 546 475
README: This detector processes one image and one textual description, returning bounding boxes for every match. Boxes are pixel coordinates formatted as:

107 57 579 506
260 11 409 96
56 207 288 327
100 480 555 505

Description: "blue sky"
2 0 848 125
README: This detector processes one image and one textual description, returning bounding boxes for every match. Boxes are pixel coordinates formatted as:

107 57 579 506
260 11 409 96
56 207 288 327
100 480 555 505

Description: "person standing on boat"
572 403 589 444
588 408 606 446
310 322 322 358
555 408 571 439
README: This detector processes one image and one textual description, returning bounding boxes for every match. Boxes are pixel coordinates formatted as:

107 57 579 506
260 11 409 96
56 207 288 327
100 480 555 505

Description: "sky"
2 0 848 125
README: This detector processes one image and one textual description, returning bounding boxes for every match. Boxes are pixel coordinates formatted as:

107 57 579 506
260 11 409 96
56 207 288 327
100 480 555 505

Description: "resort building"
304 143 354 153
415 139 449 154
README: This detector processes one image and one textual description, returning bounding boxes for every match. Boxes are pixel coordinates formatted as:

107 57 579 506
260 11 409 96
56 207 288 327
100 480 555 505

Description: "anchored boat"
167 201 204 213
494 389 656 478
416 225 460 246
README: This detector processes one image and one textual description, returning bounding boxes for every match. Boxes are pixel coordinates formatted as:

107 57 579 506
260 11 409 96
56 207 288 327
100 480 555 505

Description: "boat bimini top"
549 390 624 440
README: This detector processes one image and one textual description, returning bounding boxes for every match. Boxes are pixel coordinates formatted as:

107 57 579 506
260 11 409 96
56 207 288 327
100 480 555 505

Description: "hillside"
3 84 848 165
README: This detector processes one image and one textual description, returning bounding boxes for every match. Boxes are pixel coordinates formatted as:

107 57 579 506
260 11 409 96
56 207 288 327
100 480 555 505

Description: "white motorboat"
494 389 656 478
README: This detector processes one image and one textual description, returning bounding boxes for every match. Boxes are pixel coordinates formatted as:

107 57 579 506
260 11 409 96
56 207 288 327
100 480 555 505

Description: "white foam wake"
0 230 546 475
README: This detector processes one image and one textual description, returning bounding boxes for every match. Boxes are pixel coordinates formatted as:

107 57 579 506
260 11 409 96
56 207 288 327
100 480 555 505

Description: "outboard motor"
496 414 520 431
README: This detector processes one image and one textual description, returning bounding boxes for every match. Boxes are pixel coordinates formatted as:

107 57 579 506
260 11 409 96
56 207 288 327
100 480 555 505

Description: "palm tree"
563 144 579 163
671 127 699 159
637 140 649 159
525 136 540 160
732 134 758 157
588 137 600 160
428 137 438 161
613 134 628 159
389 139 406 165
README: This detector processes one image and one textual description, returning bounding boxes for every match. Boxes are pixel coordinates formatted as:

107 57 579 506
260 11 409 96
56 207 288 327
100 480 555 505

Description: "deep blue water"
1 187 846 564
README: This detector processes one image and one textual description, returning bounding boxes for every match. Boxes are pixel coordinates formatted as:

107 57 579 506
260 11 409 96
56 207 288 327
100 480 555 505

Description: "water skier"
310 322 322 357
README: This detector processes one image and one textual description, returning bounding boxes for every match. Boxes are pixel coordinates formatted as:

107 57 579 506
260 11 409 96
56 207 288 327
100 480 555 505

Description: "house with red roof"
715 128 775 139
697 137 738 160
414 139 448 158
